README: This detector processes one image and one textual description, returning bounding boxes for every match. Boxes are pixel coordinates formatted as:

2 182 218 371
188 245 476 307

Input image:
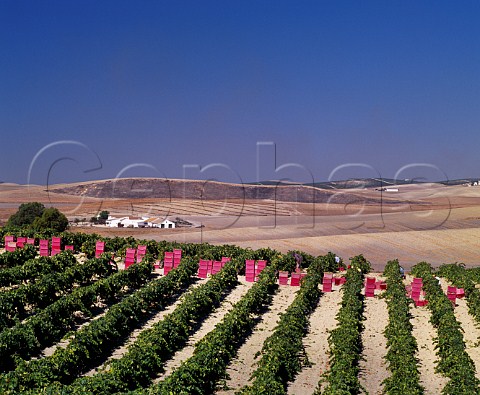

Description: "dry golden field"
1 180 480 270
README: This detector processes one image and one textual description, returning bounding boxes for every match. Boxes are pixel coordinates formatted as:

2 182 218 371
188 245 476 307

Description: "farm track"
155 277 253 382
216 284 298 394
286 285 342 395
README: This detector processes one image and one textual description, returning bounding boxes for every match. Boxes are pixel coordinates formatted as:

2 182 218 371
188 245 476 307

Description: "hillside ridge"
48 177 410 205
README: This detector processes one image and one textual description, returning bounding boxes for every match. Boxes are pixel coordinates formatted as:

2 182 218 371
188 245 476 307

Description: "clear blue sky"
1 1 479 185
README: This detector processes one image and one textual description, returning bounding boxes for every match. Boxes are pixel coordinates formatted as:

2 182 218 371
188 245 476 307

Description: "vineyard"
0 231 479 394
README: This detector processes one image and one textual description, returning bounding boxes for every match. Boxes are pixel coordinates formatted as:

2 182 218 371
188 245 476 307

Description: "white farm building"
106 216 146 228
160 219 176 228
144 217 176 229
122 217 147 228
105 216 128 227
106 216 176 229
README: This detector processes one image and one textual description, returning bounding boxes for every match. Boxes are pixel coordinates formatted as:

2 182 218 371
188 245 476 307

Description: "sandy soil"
69 208 480 270
216 285 298 394
155 277 253 382
404 274 448 394
410 301 448 394
358 290 389 395
84 278 210 376
286 287 342 394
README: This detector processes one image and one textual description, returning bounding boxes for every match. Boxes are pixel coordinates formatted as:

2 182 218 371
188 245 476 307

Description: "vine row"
382 259 423 395
144 265 278 395
0 258 198 393
0 260 153 373
315 255 369 395
412 262 480 395
436 263 480 329
238 257 326 394
0 252 114 331
0 252 77 288
52 258 242 394
0 245 37 269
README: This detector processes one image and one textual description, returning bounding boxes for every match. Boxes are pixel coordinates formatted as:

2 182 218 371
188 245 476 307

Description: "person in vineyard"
399 265 405 278
291 251 303 271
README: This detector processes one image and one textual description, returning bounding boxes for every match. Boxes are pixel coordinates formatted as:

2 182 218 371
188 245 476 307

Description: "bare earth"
453 297 480 380
217 284 299 394
2 181 480 270
86 276 210 377
157 275 458 395
407 273 449 394
286 284 342 394
157 278 253 382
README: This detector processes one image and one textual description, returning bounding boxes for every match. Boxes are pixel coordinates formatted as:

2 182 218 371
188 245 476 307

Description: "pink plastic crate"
278 271 289 285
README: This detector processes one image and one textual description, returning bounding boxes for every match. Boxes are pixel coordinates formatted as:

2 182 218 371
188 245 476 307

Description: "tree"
90 210 109 225
97 210 109 224
99 211 109 220
32 208 69 233
7 202 45 227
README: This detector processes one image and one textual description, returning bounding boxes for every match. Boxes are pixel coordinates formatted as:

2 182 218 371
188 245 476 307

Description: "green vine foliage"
0 229 354 394
0 252 77 287
315 258 368 395
53 258 243 394
436 263 480 327
382 259 423 395
412 262 480 395
0 252 112 331
237 255 327 395
0 260 152 373
0 258 197 393
145 265 278 395
0 244 37 268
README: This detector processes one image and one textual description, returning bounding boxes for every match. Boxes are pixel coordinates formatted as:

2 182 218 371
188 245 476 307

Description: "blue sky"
1 1 479 185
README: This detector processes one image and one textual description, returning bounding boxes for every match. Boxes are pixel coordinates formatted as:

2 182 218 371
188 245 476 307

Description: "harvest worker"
399 266 405 278
291 251 302 271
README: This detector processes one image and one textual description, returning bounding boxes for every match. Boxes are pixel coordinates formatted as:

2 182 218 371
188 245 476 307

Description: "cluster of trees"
90 211 109 225
6 202 69 233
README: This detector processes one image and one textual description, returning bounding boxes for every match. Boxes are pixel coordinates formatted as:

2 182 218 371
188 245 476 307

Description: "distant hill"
251 177 478 189
308 178 420 189
249 178 422 189
48 177 477 204
439 178 479 186
48 178 408 205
